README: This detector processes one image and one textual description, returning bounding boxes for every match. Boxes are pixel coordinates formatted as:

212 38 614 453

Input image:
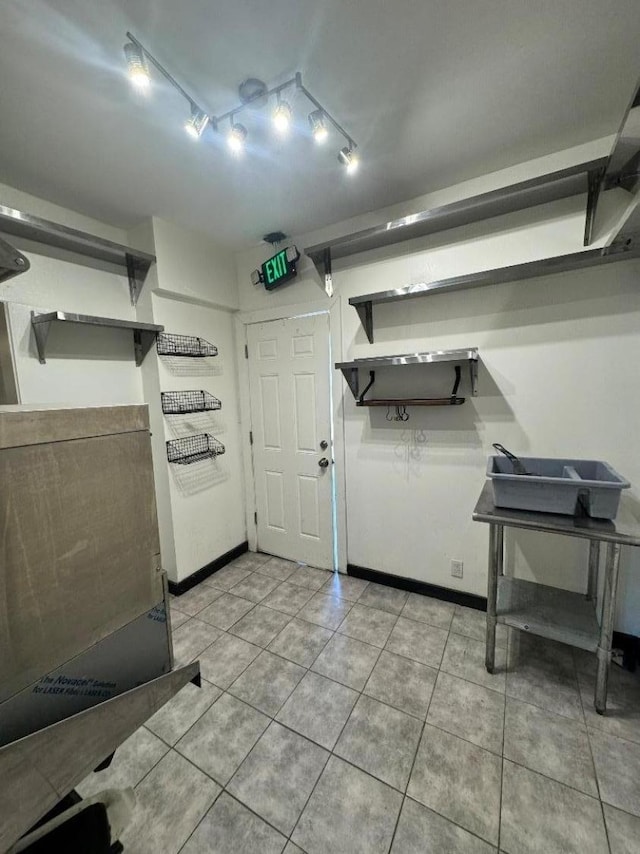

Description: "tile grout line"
497 627 510 852
577 656 613 854
387 623 451 853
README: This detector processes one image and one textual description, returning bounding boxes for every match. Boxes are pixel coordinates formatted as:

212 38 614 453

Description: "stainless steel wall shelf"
161 390 222 414
336 348 478 407
0 234 30 283
31 311 164 366
305 159 606 292
0 205 156 305
584 76 640 245
348 239 640 342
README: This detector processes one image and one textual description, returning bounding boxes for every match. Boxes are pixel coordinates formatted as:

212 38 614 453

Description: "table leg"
595 540 621 714
485 523 501 674
587 540 600 601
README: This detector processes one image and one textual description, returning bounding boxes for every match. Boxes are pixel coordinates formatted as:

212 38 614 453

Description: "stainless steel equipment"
473 482 640 714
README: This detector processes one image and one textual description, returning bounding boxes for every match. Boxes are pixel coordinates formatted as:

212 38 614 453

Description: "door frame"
235 297 347 572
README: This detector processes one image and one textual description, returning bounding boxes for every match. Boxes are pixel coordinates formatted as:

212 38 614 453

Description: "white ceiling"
1 0 639 248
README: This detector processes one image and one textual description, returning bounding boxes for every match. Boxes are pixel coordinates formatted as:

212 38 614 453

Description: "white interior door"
247 313 334 569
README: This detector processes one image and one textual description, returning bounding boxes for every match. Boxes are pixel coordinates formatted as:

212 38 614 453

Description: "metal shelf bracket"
0 235 30 283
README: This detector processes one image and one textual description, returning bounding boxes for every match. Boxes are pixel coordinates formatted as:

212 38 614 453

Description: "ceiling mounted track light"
338 146 359 174
122 32 359 172
309 109 328 144
185 106 210 139
124 41 150 91
228 122 247 154
273 99 292 134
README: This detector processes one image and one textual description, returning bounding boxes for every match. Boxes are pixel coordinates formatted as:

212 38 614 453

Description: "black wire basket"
161 390 222 414
157 333 218 357
166 434 226 465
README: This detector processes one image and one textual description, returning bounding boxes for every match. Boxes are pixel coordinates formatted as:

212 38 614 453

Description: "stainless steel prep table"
472 481 640 714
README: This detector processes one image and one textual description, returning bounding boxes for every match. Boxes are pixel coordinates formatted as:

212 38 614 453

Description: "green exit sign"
261 247 299 290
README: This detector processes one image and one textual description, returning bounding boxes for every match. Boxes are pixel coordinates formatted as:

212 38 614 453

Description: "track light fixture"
122 33 359 171
338 146 359 174
228 122 248 154
185 106 210 139
273 99 292 134
124 41 150 91
308 110 328 144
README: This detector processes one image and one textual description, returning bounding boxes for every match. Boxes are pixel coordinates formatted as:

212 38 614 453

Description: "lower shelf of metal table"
497 576 599 652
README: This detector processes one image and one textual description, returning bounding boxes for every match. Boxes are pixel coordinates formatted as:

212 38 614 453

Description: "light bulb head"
124 42 150 91
185 107 209 139
338 146 359 174
308 110 328 144
273 101 292 134
228 122 247 154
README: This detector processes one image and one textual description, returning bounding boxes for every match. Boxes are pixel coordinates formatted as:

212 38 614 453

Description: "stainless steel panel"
335 348 478 370
305 159 606 267
473 481 640 546
496 576 599 651
0 601 172 745
0 662 199 852
0 204 155 277
30 311 163 366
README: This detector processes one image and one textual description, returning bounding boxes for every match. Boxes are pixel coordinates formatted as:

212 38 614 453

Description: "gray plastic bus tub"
487 457 630 519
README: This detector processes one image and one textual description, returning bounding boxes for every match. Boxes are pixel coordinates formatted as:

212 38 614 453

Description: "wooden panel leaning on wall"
0 404 163 702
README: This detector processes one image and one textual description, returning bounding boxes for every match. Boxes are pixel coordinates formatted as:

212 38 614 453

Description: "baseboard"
169 542 249 596
347 563 487 612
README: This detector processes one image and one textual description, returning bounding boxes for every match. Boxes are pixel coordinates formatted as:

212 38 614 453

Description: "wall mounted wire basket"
157 333 218 357
166 434 226 465
161 390 222 414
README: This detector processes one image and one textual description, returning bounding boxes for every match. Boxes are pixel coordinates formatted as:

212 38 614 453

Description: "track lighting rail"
124 33 357 164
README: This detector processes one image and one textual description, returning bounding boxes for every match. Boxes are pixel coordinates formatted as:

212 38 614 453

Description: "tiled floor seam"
497 629 511 852
581 696 614 853
386 635 443 853
175 790 283 854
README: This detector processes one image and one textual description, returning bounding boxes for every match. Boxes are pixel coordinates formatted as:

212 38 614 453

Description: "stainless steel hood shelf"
31 311 164 366
349 238 640 342
305 159 606 291
0 205 156 305
336 348 478 406
0 234 30 283
584 76 640 245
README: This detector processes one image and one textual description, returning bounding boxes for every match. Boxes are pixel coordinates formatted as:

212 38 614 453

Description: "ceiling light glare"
124 42 150 91
228 122 247 154
338 146 359 174
185 107 209 139
308 110 328 144
273 101 292 134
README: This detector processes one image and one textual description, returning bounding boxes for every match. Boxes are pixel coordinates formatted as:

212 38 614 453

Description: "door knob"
318 457 329 468
320 440 328 450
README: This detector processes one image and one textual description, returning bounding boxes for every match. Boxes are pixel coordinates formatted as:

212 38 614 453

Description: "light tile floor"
78 554 640 853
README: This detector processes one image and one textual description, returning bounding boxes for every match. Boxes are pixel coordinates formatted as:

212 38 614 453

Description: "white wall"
141 218 246 583
235 145 640 635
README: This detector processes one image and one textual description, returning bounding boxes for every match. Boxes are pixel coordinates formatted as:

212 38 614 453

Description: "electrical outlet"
451 559 464 578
